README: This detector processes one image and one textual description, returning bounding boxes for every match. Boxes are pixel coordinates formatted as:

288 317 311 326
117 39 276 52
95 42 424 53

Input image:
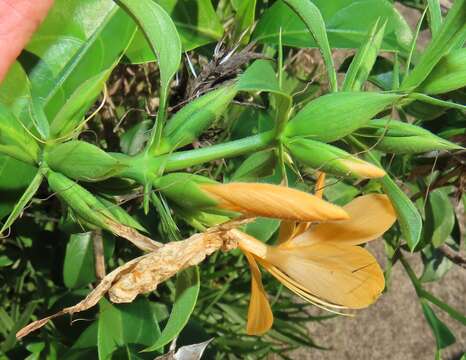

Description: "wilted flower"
234 174 397 335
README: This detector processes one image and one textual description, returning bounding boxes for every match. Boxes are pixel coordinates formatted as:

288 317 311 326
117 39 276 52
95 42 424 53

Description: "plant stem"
163 131 276 172
400 255 466 325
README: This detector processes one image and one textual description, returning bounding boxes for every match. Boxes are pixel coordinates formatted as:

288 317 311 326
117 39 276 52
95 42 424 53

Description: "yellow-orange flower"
225 175 397 335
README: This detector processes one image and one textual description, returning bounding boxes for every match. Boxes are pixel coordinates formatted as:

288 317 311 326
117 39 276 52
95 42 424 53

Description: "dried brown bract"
16 219 251 339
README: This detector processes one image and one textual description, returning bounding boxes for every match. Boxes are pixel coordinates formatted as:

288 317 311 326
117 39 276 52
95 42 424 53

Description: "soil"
282 241 466 360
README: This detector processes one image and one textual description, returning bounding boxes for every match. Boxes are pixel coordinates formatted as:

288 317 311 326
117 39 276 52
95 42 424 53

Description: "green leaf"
0 256 13 268
237 60 282 94
253 0 412 53
0 159 37 220
120 120 152 156
401 0 466 91
232 0 257 42
342 19 387 91
379 175 422 250
126 0 223 63
421 300 456 350
98 298 161 359
26 1 137 135
420 245 453 283
49 70 111 137
282 0 337 92
424 189 455 248
0 169 43 234
417 48 466 95
117 0 182 153
427 0 442 37
63 233 96 289
232 150 276 181
1 302 38 352
0 104 40 164
237 60 292 135
143 267 200 352
244 218 280 243
0 64 38 220
63 232 115 290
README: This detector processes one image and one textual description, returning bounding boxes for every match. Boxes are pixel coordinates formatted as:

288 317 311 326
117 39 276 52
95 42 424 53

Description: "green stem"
119 131 276 181
163 131 276 172
401 255 466 325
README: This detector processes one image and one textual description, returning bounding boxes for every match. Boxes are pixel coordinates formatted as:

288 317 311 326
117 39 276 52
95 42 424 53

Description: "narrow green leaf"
401 0 466 91
232 0 257 42
343 19 387 91
421 300 456 350
143 267 200 352
49 71 111 138
417 48 466 94
29 96 50 140
282 0 337 92
1 302 38 352
379 175 422 250
408 93 466 111
427 0 442 37
117 0 182 152
0 169 43 234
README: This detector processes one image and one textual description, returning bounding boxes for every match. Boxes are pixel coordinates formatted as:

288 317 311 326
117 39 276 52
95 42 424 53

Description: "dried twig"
92 230 106 280
438 245 466 269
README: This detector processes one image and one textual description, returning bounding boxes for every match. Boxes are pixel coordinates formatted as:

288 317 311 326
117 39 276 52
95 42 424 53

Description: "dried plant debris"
155 338 213 360
186 41 266 99
16 219 251 339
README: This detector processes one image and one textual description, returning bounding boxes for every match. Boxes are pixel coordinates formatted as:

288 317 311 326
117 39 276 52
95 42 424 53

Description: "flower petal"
243 250 274 335
266 243 385 308
257 259 349 313
278 221 297 244
314 172 326 199
201 183 349 222
290 194 396 247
